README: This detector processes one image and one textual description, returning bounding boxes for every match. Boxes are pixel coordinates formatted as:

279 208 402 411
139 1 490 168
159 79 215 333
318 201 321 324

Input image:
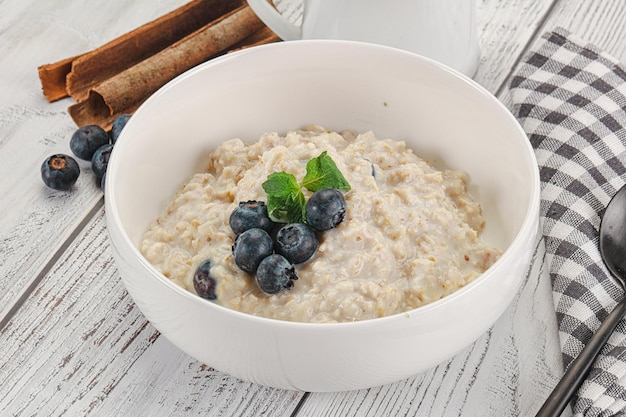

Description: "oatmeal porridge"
140 126 502 323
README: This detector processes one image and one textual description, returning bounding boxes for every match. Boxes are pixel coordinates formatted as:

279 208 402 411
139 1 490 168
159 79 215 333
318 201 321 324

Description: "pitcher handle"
246 0 301 41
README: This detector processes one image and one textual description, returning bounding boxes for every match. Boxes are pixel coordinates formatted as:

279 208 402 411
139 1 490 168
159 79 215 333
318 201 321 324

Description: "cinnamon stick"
38 54 84 102
67 0 246 103
68 4 266 130
38 0 245 103
229 26 280 52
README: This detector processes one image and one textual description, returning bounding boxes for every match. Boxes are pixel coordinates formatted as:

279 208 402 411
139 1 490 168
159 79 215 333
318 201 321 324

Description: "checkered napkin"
510 28 626 416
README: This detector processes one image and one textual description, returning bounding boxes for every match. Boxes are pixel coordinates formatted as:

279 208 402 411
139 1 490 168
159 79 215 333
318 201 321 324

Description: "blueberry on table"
305 188 347 231
111 114 131 144
40 154 80 191
193 259 218 300
255 254 298 294
91 143 114 179
229 200 275 235
70 124 109 160
275 223 318 264
232 228 274 273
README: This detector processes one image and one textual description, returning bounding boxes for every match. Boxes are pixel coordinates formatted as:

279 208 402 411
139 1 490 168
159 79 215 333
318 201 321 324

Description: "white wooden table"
2 1 626 416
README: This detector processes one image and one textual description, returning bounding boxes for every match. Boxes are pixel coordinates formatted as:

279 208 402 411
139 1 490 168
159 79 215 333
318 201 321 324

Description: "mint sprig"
262 151 351 223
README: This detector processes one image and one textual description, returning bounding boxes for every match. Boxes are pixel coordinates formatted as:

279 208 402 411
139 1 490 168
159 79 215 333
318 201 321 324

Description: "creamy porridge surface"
140 126 502 323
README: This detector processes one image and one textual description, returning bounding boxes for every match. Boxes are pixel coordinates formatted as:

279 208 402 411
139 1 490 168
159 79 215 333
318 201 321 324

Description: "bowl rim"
106 39 541 329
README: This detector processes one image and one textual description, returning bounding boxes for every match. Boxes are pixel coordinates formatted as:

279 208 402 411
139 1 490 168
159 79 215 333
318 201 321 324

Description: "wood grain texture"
0 208 303 417
0 0 189 323
7 0 626 416
473 0 557 94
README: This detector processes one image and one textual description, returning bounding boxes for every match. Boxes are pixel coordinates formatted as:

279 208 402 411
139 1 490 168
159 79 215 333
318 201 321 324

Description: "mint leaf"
262 172 299 196
280 190 306 223
262 152 350 223
302 151 351 192
262 172 305 223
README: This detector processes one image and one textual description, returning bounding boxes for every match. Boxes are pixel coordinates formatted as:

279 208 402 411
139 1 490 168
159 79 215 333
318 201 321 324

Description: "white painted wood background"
1 0 626 415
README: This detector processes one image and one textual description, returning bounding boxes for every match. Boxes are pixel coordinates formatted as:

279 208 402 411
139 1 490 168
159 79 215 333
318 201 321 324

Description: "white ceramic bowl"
105 40 539 392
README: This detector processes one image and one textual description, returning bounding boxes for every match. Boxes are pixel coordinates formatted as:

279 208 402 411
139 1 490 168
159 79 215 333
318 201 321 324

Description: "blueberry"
255 254 298 294
41 154 80 191
275 223 318 264
305 188 347 231
232 228 274 273
229 200 274 235
70 125 110 160
193 259 218 300
111 114 131 144
91 143 114 179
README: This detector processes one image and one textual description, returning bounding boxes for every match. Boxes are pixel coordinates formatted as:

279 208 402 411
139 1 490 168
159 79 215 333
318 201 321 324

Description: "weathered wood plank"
0 208 303 416
0 0 190 322
7 0 623 416
473 0 558 93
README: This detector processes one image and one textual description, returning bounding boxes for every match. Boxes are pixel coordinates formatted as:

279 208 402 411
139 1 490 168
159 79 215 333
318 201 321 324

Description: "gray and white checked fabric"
510 27 626 416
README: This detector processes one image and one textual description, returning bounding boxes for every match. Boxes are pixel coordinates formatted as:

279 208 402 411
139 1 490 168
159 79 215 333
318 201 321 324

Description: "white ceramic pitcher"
246 0 480 77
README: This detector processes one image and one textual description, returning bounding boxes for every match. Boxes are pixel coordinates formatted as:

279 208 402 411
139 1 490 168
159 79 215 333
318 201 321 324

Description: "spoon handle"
535 299 626 417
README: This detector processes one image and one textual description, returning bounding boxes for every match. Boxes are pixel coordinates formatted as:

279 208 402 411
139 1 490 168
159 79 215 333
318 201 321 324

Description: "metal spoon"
535 184 626 417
